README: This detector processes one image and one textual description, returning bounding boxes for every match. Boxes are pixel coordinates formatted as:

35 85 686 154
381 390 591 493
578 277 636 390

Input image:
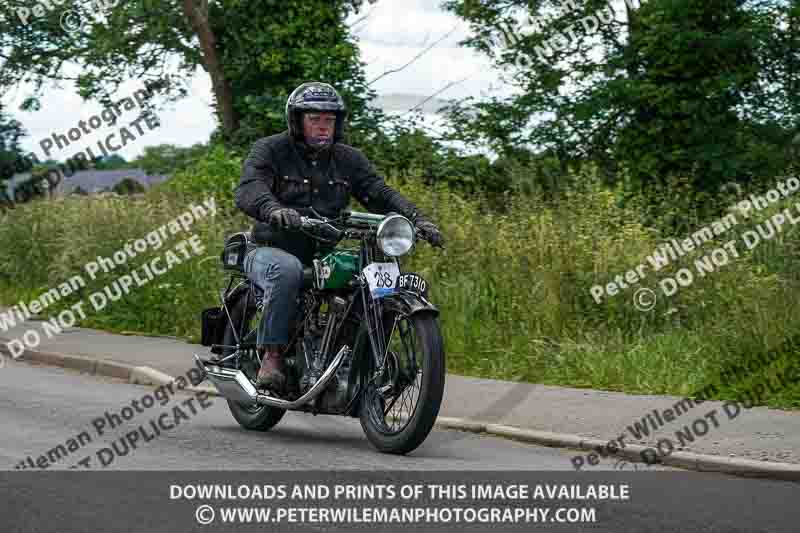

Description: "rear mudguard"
225 279 258 311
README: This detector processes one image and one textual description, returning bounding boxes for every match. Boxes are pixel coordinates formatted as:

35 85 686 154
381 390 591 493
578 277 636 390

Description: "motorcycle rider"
234 81 444 391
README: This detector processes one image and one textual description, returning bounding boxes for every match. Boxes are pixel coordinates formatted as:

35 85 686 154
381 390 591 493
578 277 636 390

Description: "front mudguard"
346 290 439 418
379 289 439 318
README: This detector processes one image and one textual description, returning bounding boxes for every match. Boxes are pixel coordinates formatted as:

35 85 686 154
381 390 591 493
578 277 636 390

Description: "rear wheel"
359 311 445 454
222 289 286 431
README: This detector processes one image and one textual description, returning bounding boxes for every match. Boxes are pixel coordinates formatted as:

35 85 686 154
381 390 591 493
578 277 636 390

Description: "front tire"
222 288 287 431
359 311 445 454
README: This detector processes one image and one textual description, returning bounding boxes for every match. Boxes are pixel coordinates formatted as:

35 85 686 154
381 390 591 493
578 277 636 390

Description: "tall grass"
1 151 798 408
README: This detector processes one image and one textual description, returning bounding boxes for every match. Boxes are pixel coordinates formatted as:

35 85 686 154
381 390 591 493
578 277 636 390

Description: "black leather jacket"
234 131 429 265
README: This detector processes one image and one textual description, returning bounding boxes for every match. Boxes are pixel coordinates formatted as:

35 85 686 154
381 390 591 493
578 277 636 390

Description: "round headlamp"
377 215 415 257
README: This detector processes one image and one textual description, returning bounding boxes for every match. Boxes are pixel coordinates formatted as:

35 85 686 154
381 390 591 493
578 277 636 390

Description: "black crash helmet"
285 82 348 143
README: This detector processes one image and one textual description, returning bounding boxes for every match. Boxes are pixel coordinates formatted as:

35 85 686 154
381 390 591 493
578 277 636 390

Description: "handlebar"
277 211 440 247
299 216 326 229
296 211 380 233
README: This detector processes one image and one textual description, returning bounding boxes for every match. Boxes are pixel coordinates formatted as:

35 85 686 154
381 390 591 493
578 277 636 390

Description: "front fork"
360 278 412 398
360 248 391 377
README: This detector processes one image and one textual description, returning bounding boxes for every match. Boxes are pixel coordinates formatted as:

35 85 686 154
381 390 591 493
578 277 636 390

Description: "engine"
291 294 355 413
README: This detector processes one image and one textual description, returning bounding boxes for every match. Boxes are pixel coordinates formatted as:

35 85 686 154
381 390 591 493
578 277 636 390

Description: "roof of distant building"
59 169 169 193
4 168 169 196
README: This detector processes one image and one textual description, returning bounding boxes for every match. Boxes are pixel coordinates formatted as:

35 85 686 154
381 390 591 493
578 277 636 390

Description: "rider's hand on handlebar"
269 207 303 231
415 219 445 248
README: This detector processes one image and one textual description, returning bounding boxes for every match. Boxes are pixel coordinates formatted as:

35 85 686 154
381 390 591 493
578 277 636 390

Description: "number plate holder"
362 261 400 299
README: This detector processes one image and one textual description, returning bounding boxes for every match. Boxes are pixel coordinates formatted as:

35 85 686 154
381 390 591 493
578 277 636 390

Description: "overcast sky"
3 0 503 163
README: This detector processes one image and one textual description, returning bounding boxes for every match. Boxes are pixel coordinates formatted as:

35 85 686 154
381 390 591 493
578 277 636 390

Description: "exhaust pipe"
199 346 350 409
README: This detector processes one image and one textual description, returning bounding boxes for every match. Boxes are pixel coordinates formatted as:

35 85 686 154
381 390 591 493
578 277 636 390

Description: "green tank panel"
314 250 360 290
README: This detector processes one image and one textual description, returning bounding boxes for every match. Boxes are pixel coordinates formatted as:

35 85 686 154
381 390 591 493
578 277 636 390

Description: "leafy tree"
361 113 512 200
92 154 128 170
214 0 382 148
0 107 28 181
112 177 147 195
131 143 209 175
0 0 379 145
443 0 799 197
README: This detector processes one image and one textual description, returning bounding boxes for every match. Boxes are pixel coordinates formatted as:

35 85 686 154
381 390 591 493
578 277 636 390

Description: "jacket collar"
292 136 333 165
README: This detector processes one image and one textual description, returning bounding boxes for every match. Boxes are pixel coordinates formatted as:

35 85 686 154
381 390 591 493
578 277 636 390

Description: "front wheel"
359 311 445 455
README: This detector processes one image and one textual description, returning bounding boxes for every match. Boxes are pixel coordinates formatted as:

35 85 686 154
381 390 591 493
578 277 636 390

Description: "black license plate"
395 272 429 297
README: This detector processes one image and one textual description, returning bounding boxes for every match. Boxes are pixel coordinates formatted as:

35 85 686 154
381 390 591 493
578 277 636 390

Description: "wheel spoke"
398 321 414 360
383 394 401 417
369 315 428 435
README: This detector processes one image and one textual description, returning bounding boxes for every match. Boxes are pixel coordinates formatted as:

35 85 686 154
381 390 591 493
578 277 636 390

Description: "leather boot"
256 344 286 391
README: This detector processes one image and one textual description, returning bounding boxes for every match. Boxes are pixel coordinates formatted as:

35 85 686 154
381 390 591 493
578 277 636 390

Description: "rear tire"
222 289 287 431
359 311 445 454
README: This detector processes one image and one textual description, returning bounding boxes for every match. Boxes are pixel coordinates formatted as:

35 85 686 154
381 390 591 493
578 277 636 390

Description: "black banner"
1 471 796 532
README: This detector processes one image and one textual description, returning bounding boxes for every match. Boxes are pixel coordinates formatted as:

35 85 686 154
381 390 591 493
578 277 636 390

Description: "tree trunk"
181 0 239 135
624 0 641 81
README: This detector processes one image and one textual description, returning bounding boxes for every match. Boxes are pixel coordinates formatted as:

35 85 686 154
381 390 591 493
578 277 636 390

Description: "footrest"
192 353 211 379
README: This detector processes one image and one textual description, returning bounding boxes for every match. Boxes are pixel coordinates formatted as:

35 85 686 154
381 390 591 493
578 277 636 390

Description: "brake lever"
309 206 328 221
415 227 445 249
299 216 345 244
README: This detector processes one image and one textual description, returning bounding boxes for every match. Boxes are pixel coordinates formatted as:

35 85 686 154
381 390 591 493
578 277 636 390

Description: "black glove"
268 207 302 230
415 219 444 248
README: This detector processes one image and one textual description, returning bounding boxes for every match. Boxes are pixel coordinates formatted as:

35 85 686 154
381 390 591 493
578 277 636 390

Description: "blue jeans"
243 246 304 346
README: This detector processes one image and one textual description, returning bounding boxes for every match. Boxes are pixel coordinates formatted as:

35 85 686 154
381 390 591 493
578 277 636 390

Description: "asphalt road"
1 361 611 471
2 361 798 533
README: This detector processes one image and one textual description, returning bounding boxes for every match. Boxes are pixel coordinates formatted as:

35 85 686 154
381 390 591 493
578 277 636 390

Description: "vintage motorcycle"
194 210 445 454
